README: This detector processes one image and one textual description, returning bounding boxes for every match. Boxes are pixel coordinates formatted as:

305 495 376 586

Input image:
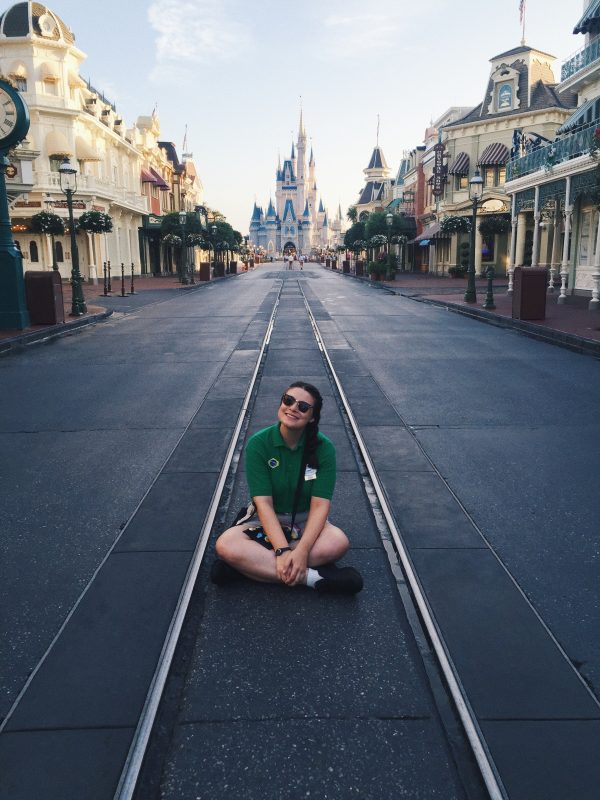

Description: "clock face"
0 79 30 151
0 89 17 139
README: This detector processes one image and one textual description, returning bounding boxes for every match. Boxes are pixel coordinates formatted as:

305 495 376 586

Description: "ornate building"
249 112 335 254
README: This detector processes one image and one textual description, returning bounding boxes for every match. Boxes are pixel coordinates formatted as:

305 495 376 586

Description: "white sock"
305 567 322 589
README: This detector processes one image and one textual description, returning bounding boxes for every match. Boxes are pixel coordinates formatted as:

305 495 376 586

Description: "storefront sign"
51 200 86 209
432 143 446 197
143 214 163 229
481 199 508 213
14 200 42 208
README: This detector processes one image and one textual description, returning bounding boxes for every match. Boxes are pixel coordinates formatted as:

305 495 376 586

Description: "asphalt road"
1 261 599 799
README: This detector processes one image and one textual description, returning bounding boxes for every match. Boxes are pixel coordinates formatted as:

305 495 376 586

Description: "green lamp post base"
0 242 30 330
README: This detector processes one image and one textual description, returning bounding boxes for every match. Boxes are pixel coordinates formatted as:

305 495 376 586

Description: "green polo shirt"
245 423 336 514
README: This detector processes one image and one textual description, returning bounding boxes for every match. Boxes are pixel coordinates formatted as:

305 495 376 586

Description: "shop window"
498 166 506 185
16 78 27 92
484 167 496 188
49 156 63 172
55 241 64 262
29 241 39 262
455 174 468 191
482 236 495 263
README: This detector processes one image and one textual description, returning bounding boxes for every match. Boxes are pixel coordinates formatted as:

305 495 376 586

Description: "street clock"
0 79 30 153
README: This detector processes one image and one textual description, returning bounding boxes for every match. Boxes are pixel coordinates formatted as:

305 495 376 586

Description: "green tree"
343 221 366 249
346 206 358 224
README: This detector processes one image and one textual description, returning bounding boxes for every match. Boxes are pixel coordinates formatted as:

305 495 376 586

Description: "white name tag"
304 466 317 481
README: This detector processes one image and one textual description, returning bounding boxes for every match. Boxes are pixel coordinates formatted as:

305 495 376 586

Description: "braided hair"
287 381 323 469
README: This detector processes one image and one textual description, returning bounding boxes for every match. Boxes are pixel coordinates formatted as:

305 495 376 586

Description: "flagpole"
520 0 526 46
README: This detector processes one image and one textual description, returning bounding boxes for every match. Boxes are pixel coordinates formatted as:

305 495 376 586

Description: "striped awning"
556 98 599 134
448 152 470 175
574 0 600 34
478 143 510 166
46 130 73 158
141 167 157 183
410 222 442 244
150 167 169 190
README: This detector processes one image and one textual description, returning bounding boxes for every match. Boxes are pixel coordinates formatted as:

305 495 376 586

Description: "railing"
506 120 597 181
562 38 600 82
33 172 148 213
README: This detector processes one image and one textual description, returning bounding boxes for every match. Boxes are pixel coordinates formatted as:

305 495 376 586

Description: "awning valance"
141 167 157 183
574 0 600 34
75 135 100 161
478 142 510 166
556 98 600 134
448 152 470 175
39 61 60 82
410 222 442 243
46 129 73 158
150 167 169 190
8 61 27 78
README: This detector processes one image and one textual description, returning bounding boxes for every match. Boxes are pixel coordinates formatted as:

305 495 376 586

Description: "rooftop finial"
376 114 380 146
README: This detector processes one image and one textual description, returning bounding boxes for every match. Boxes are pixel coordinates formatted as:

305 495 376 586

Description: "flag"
519 0 525 24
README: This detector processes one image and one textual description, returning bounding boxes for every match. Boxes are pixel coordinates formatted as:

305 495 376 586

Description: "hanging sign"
432 143 446 197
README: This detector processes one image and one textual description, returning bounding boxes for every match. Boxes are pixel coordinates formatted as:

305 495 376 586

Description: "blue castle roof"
266 198 276 217
303 200 310 218
282 199 297 222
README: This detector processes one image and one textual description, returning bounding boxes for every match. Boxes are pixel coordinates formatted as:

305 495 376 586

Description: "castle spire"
299 106 306 138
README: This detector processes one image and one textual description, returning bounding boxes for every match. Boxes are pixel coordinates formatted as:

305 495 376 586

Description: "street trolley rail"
4 264 596 799
115 270 498 800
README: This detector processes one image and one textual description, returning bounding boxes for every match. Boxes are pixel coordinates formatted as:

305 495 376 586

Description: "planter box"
355 261 364 276
199 263 210 281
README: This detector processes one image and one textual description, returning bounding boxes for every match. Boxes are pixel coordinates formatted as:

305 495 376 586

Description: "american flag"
519 0 525 24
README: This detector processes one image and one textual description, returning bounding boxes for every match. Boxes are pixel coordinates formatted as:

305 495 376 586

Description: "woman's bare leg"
215 521 349 583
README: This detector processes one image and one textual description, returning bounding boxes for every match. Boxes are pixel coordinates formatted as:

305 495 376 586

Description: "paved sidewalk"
334 268 600 355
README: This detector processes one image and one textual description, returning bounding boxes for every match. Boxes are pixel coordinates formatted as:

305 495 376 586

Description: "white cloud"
148 0 251 80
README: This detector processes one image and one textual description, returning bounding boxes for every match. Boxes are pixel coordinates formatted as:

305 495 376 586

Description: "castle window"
55 241 64 262
29 241 39 262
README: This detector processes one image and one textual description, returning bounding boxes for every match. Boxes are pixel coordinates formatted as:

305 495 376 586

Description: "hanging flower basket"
478 214 512 236
163 233 182 247
30 211 65 235
440 215 471 234
78 211 113 233
369 234 388 248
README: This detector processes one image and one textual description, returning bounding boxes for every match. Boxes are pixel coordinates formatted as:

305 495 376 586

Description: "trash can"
25 270 65 324
355 260 364 277
512 267 548 320
229 261 237 274
342 260 350 274
199 263 210 281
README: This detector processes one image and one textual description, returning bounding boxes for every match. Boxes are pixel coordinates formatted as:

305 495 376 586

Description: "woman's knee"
215 527 239 560
310 524 349 563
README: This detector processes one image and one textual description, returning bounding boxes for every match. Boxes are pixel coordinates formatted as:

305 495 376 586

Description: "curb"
0 308 113 355
325 266 600 359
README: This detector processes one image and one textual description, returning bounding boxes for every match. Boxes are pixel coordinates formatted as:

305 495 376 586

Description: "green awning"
574 0 600 34
556 97 600 134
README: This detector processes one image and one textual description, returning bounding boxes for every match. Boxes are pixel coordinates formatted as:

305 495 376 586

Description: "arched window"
29 241 39 262
55 241 64 262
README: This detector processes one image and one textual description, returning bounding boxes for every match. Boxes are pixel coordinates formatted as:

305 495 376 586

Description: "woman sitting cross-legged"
211 381 363 595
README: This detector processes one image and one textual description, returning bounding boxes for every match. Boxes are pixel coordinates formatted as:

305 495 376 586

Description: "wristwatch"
275 546 292 557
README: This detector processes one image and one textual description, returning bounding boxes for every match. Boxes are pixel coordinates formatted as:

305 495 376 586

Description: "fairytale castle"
248 112 343 255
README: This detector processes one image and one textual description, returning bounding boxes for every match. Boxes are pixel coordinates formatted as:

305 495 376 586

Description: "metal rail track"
115 271 505 800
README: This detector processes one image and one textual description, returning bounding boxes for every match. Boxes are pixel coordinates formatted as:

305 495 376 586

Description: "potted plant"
478 214 511 237
448 265 467 278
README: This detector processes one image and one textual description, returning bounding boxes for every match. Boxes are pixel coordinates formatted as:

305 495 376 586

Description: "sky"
39 0 583 233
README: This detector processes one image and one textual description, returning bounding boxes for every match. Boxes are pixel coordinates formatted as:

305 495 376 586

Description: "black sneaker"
210 558 244 586
314 564 363 595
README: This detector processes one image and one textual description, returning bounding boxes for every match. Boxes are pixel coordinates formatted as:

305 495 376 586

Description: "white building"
0 1 148 279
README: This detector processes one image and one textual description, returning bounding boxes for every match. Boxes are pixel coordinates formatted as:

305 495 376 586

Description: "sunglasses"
281 393 314 414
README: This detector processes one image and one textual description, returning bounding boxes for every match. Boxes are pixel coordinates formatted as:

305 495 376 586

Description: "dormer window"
497 83 513 110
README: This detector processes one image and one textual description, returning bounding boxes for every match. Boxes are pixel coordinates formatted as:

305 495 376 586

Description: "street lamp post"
211 224 217 275
59 158 87 316
45 194 59 271
386 211 394 273
464 169 484 303
178 209 188 284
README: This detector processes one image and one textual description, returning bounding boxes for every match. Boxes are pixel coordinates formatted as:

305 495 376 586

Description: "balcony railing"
561 38 600 82
506 120 597 181
33 171 148 214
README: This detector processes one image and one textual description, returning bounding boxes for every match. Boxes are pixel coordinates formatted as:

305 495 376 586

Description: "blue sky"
47 0 581 233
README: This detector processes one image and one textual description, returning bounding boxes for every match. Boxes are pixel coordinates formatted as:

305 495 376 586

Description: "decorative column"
507 194 517 294
475 226 483 276
589 209 600 310
558 178 572 305
548 205 561 292
515 211 527 268
531 186 541 267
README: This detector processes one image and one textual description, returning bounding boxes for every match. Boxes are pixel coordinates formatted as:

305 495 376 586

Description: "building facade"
504 0 600 305
0 1 204 280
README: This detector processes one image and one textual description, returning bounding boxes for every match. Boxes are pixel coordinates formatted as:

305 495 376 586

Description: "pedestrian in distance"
212 381 363 595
